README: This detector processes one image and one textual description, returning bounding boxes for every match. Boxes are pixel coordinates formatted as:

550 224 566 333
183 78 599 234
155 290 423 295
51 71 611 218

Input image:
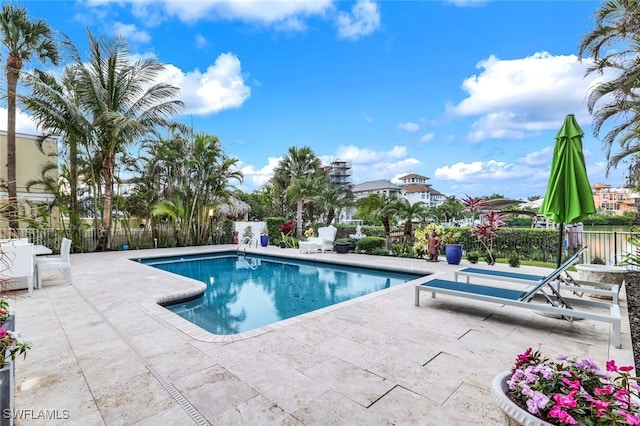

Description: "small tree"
470 210 505 265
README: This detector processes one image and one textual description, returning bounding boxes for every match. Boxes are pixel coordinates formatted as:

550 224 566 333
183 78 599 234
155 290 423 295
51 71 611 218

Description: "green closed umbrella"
539 114 595 267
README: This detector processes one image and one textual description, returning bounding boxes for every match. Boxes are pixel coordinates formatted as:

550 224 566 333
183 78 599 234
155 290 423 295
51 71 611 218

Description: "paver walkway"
8 245 633 425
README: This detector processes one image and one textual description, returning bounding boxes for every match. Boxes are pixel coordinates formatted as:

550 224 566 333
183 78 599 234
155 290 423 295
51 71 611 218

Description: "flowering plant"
304 228 315 239
507 348 640 425
0 298 11 324
0 328 30 368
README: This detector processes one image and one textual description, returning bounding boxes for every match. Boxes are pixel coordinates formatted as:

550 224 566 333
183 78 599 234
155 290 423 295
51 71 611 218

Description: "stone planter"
575 264 627 286
0 356 12 426
335 242 351 254
575 264 627 299
491 371 552 426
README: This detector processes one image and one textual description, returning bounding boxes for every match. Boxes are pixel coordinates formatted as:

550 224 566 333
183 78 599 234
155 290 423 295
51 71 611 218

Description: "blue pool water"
139 253 422 335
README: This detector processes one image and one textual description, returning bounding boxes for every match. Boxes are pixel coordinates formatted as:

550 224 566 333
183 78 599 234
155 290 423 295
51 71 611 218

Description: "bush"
508 251 520 267
371 248 390 256
591 255 606 264
466 251 479 263
356 236 386 253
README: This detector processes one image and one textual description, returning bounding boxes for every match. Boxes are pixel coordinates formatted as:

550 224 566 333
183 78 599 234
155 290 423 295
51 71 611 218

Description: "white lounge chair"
414 271 622 348
307 225 337 253
454 247 618 301
36 238 72 288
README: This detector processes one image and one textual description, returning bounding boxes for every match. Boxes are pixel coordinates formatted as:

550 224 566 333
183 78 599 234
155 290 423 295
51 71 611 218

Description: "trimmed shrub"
356 236 386 253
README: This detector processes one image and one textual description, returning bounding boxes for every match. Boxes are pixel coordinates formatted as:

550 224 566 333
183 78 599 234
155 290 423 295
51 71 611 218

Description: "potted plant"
442 229 463 265
466 251 479 264
260 228 269 247
335 238 352 254
493 348 640 425
508 251 520 267
0 325 31 426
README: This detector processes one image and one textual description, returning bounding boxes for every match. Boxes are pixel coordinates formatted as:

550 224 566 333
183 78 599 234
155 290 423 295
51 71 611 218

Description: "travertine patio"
8 245 633 425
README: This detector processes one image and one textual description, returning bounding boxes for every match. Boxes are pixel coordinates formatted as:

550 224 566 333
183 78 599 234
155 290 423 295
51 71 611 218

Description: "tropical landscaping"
0 0 637 267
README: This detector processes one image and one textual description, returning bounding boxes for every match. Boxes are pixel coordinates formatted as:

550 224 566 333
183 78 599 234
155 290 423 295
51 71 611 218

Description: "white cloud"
434 160 521 181
112 22 151 43
446 0 487 7
398 121 419 132
449 52 602 142
0 108 39 134
195 34 207 49
161 52 251 115
239 156 281 190
419 133 435 143
334 144 420 182
98 0 334 28
336 0 380 41
519 146 553 166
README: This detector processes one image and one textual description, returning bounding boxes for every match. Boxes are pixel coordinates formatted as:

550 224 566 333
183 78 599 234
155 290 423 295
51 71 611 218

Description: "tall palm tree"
578 0 640 176
0 4 59 229
273 146 321 237
22 68 92 251
285 173 323 235
67 31 183 250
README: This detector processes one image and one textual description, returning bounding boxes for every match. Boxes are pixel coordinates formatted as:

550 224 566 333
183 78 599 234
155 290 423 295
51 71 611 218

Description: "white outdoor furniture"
299 241 320 254
306 225 337 253
36 238 72 289
0 242 34 296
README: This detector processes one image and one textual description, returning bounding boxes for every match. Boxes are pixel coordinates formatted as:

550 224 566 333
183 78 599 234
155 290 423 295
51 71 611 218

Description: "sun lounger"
453 247 618 302
414 274 622 348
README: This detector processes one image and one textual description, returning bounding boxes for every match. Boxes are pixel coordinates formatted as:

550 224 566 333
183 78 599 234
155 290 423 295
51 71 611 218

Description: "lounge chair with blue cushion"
453 247 618 302
414 272 622 348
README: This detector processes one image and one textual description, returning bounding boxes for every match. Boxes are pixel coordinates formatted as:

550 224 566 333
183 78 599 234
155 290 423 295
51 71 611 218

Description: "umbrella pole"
556 223 564 268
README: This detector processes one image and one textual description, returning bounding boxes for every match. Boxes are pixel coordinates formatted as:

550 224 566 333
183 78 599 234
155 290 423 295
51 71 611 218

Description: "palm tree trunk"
6 66 19 230
97 155 115 251
296 198 303 238
70 138 80 251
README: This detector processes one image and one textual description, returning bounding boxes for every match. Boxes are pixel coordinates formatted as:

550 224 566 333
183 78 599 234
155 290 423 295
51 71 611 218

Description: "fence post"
614 231 618 266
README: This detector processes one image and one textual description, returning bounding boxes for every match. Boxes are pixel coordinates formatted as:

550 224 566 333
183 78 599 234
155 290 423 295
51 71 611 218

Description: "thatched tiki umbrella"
209 197 251 244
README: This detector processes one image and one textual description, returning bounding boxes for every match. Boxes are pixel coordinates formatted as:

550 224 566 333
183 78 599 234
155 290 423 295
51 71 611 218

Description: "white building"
397 173 446 208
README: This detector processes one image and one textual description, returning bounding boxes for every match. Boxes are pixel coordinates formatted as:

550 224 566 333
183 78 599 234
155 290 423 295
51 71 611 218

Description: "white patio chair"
36 238 72 288
307 225 337 252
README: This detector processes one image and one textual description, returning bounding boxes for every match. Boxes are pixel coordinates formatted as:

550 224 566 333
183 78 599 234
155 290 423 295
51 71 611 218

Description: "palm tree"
22 68 92 251
393 199 428 240
578 0 640 176
273 146 321 238
285 173 323 236
316 184 352 226
355 194 397 250
0 4 59 229
67 31 183 250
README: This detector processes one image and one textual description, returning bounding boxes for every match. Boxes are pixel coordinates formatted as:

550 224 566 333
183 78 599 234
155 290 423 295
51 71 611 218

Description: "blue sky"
6 0 627 200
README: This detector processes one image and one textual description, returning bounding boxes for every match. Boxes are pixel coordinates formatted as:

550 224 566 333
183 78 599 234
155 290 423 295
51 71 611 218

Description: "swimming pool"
139 252 423 334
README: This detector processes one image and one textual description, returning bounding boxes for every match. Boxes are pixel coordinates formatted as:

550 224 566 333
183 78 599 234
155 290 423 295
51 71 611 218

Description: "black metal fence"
13 226 640 266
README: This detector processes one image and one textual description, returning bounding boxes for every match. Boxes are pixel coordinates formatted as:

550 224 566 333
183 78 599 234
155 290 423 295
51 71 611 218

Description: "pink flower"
606 360 618 372
561 378 581 390
619 410 640 425
553 393 578 408
594 385 613 396
549 404 578 424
